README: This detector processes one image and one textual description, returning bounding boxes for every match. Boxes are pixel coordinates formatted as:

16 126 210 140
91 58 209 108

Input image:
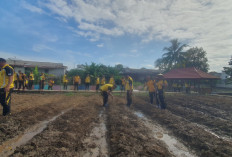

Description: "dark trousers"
127 90 132 107
186 87 190 94
74 82 79 90
14 81 18 89
96 84 100 91
157 90 166 109
18 80 25 90
85 83 90 90
0 88 13 116
40 80 45 90
101 91 108 106
149 92 156 104
48 86 53 90
63 83 68 90
121 85 125 91
29 80 33 90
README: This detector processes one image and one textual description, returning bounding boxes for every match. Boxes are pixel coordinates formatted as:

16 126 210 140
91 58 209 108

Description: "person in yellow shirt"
85 74 91 90
63 74 69 90
145 76 156 105
101 76 106 86
125 75 133 107
13 70 18 89
18 71 26 90
156 74 168 109
96 76 100 92
109 75 115 85
39 73 46 90
0 58 14 116
172 81 178 92
100 84 117 107
120 77 126 92
28 71 34 90
48 79 55 90
73 75 80 91
24 77 29 89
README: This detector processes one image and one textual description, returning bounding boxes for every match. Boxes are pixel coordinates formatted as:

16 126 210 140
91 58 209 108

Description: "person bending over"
100 84 117 107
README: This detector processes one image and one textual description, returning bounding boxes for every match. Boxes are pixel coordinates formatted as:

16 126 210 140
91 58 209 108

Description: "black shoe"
3 112 11 116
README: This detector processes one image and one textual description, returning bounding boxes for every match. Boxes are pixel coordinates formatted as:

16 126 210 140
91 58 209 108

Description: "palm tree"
162 39 187 70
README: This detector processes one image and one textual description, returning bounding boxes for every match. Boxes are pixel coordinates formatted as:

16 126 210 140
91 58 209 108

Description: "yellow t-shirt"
125 76 133 90
109 77 115 84
172 83 177 88
0 64 14 88
146 80 156 92
156 80 168 90
85 76 90 83
63 75 68 83
18 73 25 81
14 73 18 81
49 80 55 86
29 73 34 80
96 77 100 85
100 84 113 92
121 78 125 85
40 74 45 81
101 78 105 85
74 76 80 83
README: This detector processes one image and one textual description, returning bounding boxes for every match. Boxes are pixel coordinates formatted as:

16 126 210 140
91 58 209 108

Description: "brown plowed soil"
134 95 232 157
0 93 232 157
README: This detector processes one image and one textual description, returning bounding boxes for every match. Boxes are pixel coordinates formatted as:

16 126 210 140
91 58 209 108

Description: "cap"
0 58 6 63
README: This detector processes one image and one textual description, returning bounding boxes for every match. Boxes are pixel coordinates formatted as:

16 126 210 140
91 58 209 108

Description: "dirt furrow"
0 94 82 145
107 97 173 157
166 103 232 137
166 96 232 121
133 97 232 157
168 94 232 113
11 96 101 157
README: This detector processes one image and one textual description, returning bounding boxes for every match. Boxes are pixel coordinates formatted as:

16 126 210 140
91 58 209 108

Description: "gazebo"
163 67 220 94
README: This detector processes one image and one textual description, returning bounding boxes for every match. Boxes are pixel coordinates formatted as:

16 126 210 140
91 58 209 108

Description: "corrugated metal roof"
6 59 67 69
163 67 220 79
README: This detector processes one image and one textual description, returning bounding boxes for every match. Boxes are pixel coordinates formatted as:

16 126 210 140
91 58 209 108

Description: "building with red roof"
163 67 220 94
163 67 219 80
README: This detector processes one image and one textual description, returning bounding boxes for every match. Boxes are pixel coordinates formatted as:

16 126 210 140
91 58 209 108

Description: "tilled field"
0 93 231 157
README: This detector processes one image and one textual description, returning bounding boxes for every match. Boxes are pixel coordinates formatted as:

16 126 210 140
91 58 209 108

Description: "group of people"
172 81 191 93
0 57 168 116
13 71 46 90
144 75 168 109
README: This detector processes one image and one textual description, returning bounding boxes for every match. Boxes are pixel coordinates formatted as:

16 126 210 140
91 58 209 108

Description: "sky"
0 0 231 72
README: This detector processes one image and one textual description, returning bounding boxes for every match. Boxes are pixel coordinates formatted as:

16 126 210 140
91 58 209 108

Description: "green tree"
156 39 187 71
67 63 122 84
33 66 40 84
184 47 209 72
155 39 210 72
223 56 232 84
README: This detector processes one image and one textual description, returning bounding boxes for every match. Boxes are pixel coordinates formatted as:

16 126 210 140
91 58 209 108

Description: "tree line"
155 39 209 72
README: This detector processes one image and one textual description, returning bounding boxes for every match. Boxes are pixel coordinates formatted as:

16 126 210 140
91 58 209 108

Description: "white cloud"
32 44 54 52
37 0 232 71
130 49 137 53
22 1 44 14
97 43 104 47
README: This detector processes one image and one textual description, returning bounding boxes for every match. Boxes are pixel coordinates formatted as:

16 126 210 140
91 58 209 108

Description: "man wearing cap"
156 74 168 109
125 75 133 107
0 58 14 116
100 84 117 107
